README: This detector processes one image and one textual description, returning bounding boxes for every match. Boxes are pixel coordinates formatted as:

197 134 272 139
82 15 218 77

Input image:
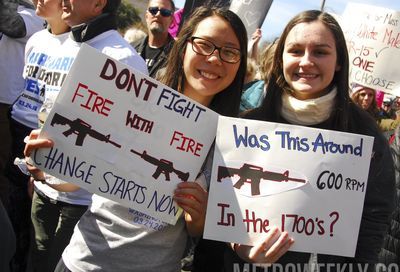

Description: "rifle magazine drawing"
130 148 190 182
217 163 307 196
50 112 121 148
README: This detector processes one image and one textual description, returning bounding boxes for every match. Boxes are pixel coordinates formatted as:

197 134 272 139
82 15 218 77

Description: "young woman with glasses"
160 6 293 271
24 6 293 272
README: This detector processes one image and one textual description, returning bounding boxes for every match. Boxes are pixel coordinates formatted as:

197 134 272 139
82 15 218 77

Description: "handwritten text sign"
32 44 218 225
229 0 273 42
204 116 373 257
341 3 400 96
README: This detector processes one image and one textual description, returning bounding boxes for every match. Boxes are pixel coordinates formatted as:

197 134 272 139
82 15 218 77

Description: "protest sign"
229 0 273 42
204 116 374 257
341 2 400 96
31 44 219 225
180 0 231 33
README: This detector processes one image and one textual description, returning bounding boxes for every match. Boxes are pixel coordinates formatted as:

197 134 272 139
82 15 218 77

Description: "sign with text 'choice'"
32 44 218 225
204 116 374 257
341 3 400 96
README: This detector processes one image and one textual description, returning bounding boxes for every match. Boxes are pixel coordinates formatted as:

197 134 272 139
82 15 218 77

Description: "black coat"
132 34 174 78
222 103 396 272
378 127 400 266
0 201 15 272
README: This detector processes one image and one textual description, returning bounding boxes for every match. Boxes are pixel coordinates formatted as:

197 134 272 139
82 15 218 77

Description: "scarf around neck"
70 13 116 43
280 87 337 125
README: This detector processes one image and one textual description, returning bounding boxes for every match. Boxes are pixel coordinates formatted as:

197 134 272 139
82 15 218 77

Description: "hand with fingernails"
232 227 294 264
23 129 54 181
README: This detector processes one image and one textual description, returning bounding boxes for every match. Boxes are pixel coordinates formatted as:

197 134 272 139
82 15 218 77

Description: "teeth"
200 71 218 79
297 73 316 78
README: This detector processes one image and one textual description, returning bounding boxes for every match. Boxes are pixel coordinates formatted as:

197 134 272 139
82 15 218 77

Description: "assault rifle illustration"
217 163 306 196
130 148 189 182
50 113 121 148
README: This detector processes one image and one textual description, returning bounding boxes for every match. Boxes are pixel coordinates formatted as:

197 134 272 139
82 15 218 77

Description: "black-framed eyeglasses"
188 36 241 64
147 7 173 17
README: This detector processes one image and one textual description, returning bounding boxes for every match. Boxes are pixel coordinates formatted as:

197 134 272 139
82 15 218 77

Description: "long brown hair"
351 88 379 117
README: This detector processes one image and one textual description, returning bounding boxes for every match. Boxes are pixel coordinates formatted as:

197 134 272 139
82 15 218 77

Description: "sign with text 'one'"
32 44 218 225
341 2 400 96
204 116 374 257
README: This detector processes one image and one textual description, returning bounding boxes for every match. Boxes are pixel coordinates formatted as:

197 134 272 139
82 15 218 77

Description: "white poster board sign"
31 44 219 225
341 2 400 96
204 116 374 257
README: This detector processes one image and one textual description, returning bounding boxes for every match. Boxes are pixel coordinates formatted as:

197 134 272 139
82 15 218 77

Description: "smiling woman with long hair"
223 9 396 272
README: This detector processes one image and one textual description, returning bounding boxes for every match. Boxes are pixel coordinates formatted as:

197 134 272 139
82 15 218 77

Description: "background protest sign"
180 0 231 33
31 44 218 225
340 2 400 96
229 0 273 42
177 0 272 42
204 116 374 257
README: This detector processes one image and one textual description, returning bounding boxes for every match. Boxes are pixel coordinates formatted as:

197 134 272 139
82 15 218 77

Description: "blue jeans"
30 189 88 272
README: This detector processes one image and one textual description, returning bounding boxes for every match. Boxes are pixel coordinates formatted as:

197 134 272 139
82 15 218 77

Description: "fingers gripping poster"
204 116 374 257
31 44 218 225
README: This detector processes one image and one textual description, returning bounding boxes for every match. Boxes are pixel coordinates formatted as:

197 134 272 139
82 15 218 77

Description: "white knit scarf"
280 88 337 125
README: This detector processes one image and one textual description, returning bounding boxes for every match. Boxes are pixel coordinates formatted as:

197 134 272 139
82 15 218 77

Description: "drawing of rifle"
50 112 121 148
217 163 306 196
130 148 189 182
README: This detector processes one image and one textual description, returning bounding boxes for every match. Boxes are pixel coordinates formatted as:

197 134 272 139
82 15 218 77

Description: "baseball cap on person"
383 94 396 105
383 100 392 106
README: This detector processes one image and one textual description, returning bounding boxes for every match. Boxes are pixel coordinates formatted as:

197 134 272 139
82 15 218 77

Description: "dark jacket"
132 34 174 78
222 103 395 272
378 127 400 266
70 13 117 43
0 200 15 272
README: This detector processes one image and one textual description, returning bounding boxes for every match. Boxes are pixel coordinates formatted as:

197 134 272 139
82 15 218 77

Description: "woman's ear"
94 0 107 14
335 64 341 71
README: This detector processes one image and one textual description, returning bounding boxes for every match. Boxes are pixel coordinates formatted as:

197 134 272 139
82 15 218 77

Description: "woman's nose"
299 53 313 66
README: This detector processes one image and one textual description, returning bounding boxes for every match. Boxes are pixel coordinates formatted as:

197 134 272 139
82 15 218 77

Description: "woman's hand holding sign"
233 227 294 265
174 180 208 237
24 129 53 181
24 129 80 192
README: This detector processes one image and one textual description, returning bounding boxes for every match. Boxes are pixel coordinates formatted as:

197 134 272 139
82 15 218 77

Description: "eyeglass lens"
191 37 240 63
148 7 172 17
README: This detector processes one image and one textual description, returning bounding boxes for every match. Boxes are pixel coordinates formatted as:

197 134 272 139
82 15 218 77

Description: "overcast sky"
173 0 400 41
